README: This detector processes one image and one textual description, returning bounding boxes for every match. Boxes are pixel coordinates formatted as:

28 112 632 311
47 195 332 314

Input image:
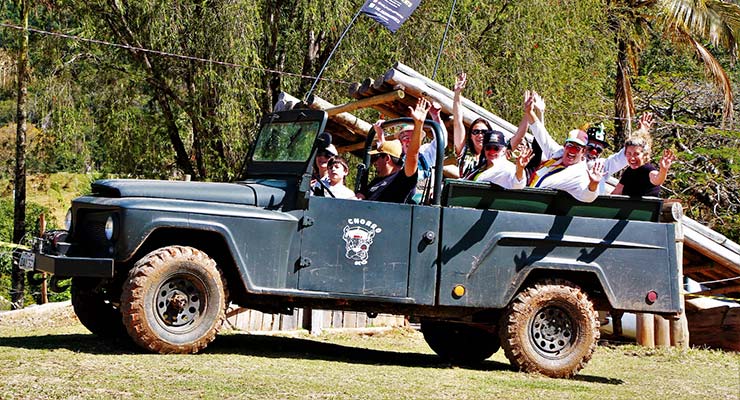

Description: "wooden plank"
683 217 740 252
392 62 518 134
684 227 740 274
323 90 405 117
332 310 343 328
344 311 357 328
305 94 373 139
693 284 740 296
274 91 302 112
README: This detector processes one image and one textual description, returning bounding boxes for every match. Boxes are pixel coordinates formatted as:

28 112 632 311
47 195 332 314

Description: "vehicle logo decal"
342 218 382 265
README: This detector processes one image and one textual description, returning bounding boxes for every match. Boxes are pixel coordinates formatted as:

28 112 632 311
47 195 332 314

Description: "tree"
607 0 740 144
11 0 29 310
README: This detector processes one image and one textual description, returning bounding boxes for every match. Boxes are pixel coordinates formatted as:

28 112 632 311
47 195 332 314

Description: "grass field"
0 303 738 400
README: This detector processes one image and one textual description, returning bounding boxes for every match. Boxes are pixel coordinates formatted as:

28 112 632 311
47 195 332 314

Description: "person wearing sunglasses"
452 72 490 178
311 143 338 192
358 98 431 203
521 93 605 203
464 130 524 189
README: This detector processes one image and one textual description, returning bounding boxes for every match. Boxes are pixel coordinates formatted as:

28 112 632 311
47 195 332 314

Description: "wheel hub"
530 306 575 356
156 277 202 328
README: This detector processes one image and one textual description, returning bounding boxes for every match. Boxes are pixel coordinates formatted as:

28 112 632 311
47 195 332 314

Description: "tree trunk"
613 38 634 148
11 0 30 310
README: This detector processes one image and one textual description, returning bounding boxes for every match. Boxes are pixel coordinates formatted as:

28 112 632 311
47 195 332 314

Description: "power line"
2 23 738 136
0 22 353 86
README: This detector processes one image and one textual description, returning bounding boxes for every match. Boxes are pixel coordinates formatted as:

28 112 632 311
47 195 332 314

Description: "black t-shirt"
362 170 418 203
618 163 661 197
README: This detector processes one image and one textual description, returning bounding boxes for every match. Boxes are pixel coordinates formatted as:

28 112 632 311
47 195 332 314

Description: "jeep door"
297 196 438 304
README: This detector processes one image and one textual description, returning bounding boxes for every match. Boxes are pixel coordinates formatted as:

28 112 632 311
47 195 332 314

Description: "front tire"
421 320 500 365
71 277 128 339
121 246 228 354
499 279 599 378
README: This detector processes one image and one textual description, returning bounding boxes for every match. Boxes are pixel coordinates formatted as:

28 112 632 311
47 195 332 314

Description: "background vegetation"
1 0 739 306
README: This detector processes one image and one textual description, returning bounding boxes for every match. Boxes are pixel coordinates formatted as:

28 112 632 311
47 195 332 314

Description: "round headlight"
104 215 116 240
64 209 72 231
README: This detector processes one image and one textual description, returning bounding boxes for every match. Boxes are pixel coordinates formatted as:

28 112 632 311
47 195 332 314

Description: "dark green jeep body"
21 109 682 378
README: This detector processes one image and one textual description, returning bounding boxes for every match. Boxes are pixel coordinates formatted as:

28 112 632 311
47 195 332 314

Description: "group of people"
311 72 677 205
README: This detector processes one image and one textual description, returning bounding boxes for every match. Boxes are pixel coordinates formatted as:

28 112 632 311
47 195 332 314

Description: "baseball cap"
586 123 608 146
368 139 403 159
564 129 588 147
483 130 506 147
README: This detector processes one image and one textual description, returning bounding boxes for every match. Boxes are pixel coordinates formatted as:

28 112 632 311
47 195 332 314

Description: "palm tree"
608 0 740 144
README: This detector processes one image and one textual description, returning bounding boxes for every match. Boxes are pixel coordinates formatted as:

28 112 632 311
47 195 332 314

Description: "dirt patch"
0 301 79 329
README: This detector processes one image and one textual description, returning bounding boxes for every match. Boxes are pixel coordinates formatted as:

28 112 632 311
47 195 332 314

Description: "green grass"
0 309 738 400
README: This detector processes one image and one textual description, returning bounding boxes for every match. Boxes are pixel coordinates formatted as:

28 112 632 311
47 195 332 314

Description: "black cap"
483 130 506 147
586 123 608 146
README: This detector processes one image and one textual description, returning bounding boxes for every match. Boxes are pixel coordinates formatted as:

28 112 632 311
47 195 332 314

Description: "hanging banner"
360 0 421 33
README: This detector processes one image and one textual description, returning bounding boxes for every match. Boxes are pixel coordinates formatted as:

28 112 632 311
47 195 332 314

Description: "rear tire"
71 277 128 339
499 279 599 378
421 320 500 365
121 246 228 354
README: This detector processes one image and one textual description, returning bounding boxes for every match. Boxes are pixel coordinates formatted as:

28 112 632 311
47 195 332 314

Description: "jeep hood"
91 179 292 208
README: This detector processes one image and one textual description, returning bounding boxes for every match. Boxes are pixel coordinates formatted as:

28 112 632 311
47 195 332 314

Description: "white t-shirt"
475 160 525 189
529 121 598 203
328 183 357 199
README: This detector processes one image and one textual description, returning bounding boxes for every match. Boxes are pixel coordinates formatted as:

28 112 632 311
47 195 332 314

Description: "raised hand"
637 112 653 133
373 119 386 147
532 91 546 113
454 72 467 93
515 143 533 168
659 149 676 171
524 92 537 123
410 97 431 123
429 100 442 119
587 159 606 184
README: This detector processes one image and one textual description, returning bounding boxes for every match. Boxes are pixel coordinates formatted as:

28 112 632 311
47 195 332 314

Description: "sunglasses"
586 144 604 155
564 142 584 151
371 153 388 162
471 129 488 136
484 144 503 152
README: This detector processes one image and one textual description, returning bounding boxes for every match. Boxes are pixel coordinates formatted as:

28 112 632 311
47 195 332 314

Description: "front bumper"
19 251 114 278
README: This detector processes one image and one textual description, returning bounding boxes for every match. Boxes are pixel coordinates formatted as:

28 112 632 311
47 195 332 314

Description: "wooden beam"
392 62 519 134
694 285 740 296
304 94 372 139
323 90 405 117
683 265 716 274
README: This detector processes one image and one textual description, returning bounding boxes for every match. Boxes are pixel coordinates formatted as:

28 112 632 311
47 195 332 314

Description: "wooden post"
39 214 47 304
670 313 689 349
656 200 691 348
654 315 670 347
671 209 689 348
636 313 655 348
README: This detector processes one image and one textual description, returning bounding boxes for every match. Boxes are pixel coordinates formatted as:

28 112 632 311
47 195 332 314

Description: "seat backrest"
441 179 663 222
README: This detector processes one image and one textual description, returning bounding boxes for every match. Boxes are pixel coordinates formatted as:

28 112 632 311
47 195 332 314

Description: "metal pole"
432 0 458 80
305 8 363 102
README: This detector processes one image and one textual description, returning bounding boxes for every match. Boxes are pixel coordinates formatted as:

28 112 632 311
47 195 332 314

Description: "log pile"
275 62 519 154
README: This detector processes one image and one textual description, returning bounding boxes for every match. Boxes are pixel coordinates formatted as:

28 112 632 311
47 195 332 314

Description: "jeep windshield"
253 116 322 162
244 109 328 178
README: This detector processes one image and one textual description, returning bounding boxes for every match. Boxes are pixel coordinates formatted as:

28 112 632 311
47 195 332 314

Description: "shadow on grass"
208 333 511 371
0 332 624 384
0 334 139 355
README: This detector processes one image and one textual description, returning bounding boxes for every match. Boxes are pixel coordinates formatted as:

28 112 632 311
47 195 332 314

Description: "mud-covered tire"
71 277 128 339
121 246 228 354
499 279 599 378
421 320 500 365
